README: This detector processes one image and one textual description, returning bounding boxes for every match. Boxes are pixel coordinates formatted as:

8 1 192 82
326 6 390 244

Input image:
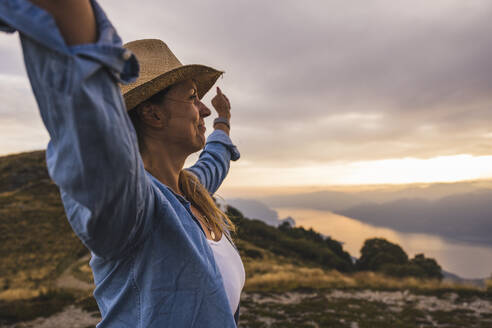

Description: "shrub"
356 238 443 280
410 254 443 280
380 263 426 278
356 238 408 271
226 205 354 272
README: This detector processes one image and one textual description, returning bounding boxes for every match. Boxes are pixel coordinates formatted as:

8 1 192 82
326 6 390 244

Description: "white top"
208 234 245 314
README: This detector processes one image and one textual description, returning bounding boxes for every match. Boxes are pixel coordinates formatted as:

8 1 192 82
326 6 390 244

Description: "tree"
356 238 408 271
410 253 443 280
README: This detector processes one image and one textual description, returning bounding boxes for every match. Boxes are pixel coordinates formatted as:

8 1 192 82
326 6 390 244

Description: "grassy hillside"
0 150 354 297
0 152 87 299
1 151 491 327
227 206 354 273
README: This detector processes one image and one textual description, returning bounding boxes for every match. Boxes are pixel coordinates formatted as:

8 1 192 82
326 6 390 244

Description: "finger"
224 95 231 108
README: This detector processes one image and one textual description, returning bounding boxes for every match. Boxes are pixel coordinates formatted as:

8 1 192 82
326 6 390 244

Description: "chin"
191 139 205 153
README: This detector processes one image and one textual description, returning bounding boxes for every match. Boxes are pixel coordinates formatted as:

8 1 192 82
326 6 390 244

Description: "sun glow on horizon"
225 154 492 187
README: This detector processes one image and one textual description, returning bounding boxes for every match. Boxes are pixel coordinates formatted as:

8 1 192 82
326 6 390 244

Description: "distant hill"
262 180 492 212
338 192 492 246
442 270 485 288
0 150 354 293
226 198 283 226
232 179 492 247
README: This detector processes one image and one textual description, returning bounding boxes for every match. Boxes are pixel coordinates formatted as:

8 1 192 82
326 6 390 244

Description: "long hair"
128 89 236 239
179 170 236 237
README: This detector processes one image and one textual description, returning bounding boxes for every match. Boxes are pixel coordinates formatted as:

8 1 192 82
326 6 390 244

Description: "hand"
211 87 231 120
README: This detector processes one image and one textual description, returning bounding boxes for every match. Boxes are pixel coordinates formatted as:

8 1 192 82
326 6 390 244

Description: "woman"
0 1 244 327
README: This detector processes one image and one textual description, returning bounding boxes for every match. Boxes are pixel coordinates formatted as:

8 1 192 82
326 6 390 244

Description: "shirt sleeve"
0 0 156 260
186 129 240 195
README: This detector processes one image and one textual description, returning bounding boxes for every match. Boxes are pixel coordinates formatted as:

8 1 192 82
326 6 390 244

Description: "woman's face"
158 79 211 153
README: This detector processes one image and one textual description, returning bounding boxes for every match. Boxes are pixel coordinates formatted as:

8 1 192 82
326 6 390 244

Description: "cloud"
0 33 25 75
2 0 492 168
262 179 492 211
0 74 49 155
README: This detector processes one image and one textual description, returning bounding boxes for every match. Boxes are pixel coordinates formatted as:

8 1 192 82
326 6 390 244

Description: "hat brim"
123 64 223 111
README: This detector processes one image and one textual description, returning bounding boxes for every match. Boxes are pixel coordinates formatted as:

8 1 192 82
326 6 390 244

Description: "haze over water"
275 207 492 279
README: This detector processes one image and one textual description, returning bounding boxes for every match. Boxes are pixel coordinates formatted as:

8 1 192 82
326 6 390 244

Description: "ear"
137 102 165 128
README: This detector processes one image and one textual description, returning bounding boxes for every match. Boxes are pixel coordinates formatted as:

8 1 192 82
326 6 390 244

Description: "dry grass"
244 259 483 293
0 287 48 301
486 277 492 291
245 263 354 291
0 179 88 293
238 238 484 293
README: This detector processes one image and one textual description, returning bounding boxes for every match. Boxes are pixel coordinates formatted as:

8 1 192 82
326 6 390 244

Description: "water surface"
276 207 492 279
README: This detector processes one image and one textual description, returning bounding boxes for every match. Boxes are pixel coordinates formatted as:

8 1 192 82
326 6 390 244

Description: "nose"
197 100 211 118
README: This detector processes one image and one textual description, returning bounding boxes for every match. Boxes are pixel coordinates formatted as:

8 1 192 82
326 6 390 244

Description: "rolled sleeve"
2 0 155 259
0 0 138 83
67 1 139 84
206 129 241 161
187 129 241 195
0 0 67 54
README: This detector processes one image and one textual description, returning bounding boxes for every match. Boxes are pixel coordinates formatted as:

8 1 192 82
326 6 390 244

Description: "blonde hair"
179 170 236 238
129 91 236 240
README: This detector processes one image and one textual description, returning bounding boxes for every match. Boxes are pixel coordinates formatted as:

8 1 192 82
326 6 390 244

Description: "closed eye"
189 90 199 103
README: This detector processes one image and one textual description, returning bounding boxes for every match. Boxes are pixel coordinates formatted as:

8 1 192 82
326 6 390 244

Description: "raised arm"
0 0 155 259
30 0 97 45
187 88 240 194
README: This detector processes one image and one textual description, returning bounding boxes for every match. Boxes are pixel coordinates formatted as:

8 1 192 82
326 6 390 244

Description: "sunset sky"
1 0 492 188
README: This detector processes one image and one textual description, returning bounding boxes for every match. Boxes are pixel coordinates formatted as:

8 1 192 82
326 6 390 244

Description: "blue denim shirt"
0 1 241 327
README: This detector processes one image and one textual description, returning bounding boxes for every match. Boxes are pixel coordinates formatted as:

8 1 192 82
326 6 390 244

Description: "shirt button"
122 49 133 60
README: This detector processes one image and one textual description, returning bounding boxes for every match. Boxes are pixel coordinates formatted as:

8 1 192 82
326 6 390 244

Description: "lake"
275 207 492 279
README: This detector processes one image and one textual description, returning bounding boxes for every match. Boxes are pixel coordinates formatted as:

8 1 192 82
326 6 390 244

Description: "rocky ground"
2 289 491 328
240 290 492 328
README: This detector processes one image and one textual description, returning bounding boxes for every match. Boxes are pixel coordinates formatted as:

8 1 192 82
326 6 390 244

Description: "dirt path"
55 255 93 291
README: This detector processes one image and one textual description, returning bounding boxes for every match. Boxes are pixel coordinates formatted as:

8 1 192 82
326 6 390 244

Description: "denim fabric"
1 1 241 327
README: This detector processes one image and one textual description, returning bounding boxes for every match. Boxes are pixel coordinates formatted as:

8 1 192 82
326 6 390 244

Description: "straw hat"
121 39 223 111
